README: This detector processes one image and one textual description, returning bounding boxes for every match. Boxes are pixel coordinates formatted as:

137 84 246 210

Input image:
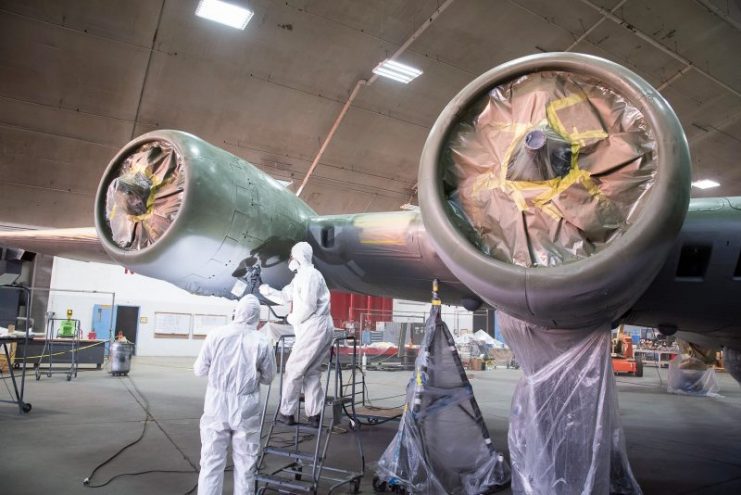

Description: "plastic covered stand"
667 340 721 397
667 357 721 397
376 304 510 494
497 312 641 495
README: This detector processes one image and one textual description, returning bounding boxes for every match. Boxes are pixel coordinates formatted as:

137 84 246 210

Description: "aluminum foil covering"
105 141 185 249
443 71 657 267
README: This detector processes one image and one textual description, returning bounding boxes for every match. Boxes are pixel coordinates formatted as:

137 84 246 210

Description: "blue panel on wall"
92 304 113 350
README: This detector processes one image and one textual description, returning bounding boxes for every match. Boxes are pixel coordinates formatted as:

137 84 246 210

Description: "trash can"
110 342 134 376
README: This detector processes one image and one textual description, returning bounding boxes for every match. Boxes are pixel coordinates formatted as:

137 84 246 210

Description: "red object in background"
330 291 392 330
88 330 97 340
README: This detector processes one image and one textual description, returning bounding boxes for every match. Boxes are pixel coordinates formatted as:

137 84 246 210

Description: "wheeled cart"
35 317 80 382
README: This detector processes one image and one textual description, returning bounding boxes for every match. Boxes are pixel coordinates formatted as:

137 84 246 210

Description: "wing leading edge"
0 227 113 264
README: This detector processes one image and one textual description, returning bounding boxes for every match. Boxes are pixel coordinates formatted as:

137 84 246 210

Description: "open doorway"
115 305 140 353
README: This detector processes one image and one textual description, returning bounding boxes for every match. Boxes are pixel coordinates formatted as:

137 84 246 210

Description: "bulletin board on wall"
154 312 192 338
193 314 229 338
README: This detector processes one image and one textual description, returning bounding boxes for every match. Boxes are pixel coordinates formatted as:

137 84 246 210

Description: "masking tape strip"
8 340 106 360
469 94 609 215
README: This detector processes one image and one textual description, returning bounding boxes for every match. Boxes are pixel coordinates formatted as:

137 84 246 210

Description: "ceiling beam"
695 0 741 31
578 0 741 98
296 0 457 198
564 0 628 52
130 0 166 139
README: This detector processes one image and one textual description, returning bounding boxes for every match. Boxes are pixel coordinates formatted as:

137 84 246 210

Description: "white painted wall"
47 258 271 357
392 299 473 336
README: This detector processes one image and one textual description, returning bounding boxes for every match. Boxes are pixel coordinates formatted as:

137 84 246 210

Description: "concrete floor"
1 358 740 495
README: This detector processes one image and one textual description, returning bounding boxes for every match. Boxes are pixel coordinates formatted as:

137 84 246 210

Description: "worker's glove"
258 284 272 296
287 313 298 327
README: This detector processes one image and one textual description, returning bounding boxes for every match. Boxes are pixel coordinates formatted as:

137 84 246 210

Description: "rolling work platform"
35 316 80 382
256 333 365 494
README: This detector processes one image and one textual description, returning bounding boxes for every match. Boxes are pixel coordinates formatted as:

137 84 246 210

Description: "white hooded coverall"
260 242 334 418
194 295 276 495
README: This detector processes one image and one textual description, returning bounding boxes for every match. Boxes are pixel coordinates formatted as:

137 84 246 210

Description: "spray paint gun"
231 262 288 323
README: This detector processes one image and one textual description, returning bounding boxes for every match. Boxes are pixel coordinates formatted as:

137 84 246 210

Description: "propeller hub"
524 129 546 151
110 172 153 216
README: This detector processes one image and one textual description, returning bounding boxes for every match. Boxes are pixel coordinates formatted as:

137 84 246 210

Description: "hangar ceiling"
0 0 739 228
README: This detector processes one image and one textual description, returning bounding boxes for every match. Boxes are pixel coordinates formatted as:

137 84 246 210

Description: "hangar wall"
46 258 256 357
393 299 474 335
45 259 477 356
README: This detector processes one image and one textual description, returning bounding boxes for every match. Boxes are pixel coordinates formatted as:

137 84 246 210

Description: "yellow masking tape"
20 341 106 360
469 93 610 216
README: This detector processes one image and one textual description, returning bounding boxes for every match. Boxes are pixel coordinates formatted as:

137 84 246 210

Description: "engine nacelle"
418 53 691 328
94 130 314 297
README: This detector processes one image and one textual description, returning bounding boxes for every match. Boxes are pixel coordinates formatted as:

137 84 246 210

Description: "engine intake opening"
443 70 657 268
104 141 185 250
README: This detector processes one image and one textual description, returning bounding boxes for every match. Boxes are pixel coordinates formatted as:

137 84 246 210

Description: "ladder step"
295 424 321 433
255 474 313 492
264 447 318 462
272 421 321 433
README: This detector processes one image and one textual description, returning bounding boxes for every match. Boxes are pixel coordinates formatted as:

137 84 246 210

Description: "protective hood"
290 241 313 267
234 294 260 325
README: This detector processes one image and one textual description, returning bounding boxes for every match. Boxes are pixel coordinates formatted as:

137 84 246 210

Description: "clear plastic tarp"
497 312 641 495
667 340 721 397
442 71 657 267
105 141 185 249
376 304 510 494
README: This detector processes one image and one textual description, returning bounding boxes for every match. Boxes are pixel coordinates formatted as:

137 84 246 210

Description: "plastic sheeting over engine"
105 141 185 250
443 71 657 267
498 312 641 495
376 305 510 494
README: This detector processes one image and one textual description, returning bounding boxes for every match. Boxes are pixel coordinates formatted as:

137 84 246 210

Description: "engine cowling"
94 130 314 297
418 53 691 328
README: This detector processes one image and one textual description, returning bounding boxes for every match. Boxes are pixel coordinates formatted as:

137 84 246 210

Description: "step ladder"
256 333 364 494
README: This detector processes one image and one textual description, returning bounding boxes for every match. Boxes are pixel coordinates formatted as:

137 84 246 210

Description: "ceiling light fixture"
195 0 254 30
372 59 423 84
691 179 720 189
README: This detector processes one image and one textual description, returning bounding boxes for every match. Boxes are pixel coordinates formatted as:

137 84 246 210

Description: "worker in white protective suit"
194 295 276 495
259 241 334 427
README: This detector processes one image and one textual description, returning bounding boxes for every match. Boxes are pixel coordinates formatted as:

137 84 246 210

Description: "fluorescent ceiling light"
196 0 254 30
691 179 720 189
372 59 423 84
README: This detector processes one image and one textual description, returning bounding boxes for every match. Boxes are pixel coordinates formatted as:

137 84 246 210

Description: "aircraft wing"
305 210 481 308
0 227 113 264
0 53 738 354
